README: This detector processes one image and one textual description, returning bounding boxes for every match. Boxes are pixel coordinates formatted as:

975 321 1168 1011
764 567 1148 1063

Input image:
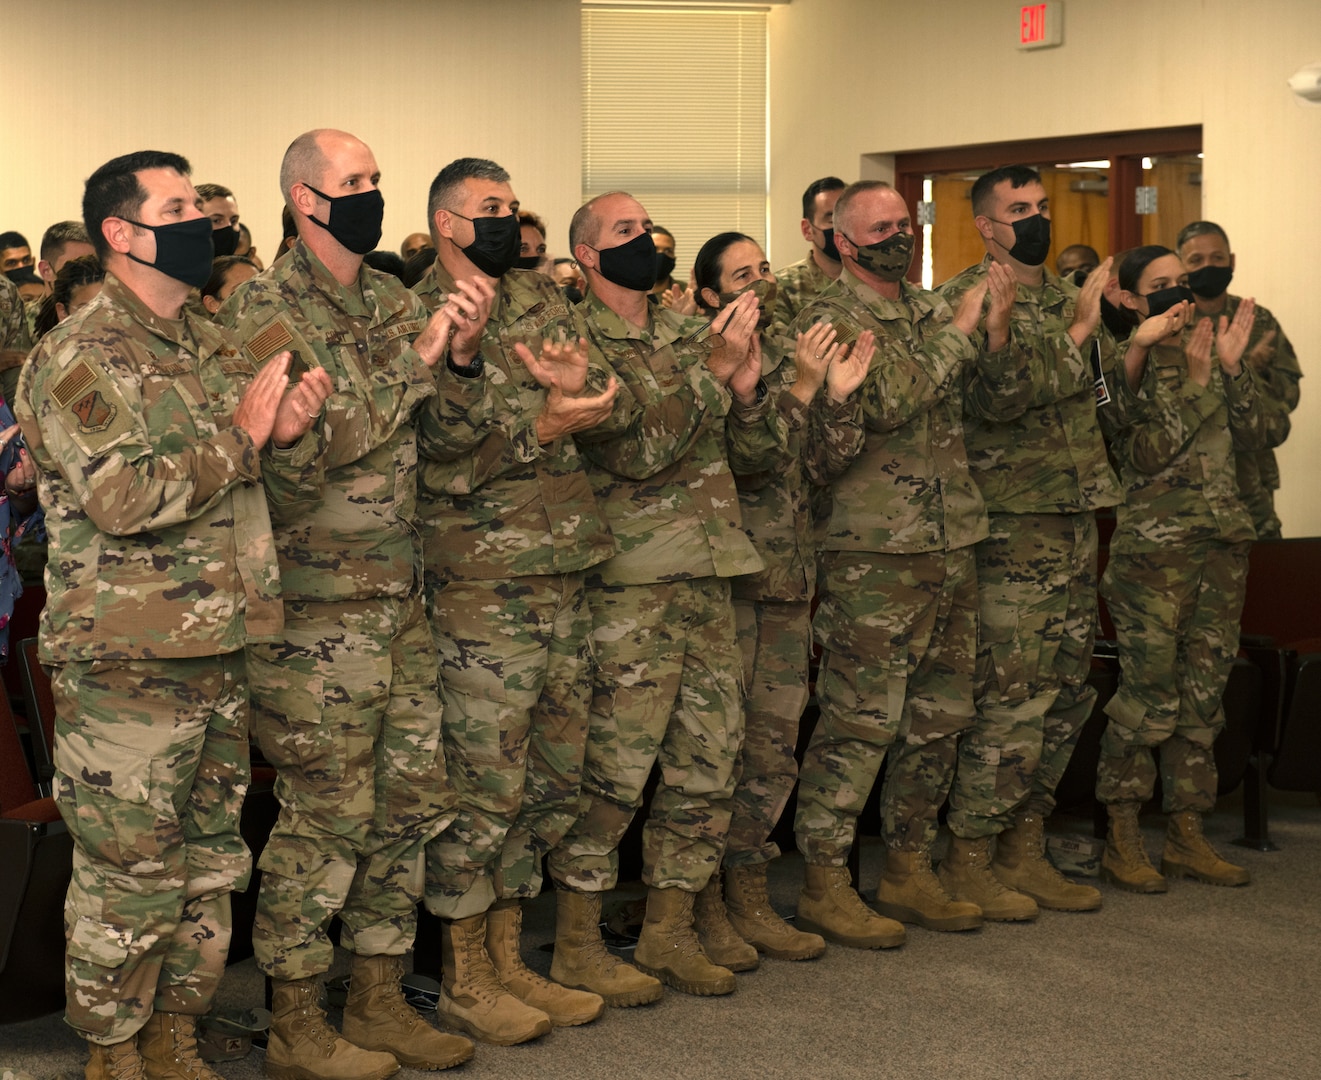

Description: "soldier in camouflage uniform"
686 231 868 968
1096 246 1265 892
1178 221 1301 540
769 177 846 340
16 150 330 1080
770 177 848 542
545 191 778 1001
789 181 1011 945
411 158 617 1044
220 129 473 1077
0 270 33 406
937 164 1120 920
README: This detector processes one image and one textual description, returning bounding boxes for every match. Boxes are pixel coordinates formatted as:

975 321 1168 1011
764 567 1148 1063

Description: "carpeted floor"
4 799 1319 1080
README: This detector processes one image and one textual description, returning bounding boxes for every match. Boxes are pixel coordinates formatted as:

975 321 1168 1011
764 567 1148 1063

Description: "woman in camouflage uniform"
1096 245 1264 894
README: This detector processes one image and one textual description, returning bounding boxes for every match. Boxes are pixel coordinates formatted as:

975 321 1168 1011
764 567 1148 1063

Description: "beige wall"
769 0 1321 536
5 0 1318 533
1 0 582 263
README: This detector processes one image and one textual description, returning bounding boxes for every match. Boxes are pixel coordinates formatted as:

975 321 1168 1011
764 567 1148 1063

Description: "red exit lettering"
1021 4 1046 44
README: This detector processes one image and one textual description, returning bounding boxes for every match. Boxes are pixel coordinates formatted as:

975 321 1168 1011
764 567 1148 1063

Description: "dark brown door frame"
892 126 1203 282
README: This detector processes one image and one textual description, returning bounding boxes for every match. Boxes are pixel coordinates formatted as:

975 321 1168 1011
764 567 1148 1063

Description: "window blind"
582 6 768 278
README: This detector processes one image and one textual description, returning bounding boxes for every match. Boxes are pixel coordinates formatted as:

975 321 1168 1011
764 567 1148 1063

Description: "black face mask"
1143 284 1195 318
563 285 583 305
988 213 1051 267
122 215 215 288
450 212 521 278
513 255 542 271
717 277 778 330
593 231 658 291
818 227 840 263
655 251 677 282
305 183 384 255
1186 264 1234 299
845 231 915 282
211 225 240 258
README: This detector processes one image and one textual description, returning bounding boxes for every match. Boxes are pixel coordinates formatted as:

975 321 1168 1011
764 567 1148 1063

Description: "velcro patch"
384 319 426 341
244 317 295 366
71 389 117 432
51 360 98 408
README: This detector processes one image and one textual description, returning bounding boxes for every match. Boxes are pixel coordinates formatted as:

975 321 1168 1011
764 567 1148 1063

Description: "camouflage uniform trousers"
547 576 744 893
723 597 811 869
946 512 1100 840
247 593 455 981
423 573 593 920
795 548 977 864
1096 539 1251 812
50 653 251 1044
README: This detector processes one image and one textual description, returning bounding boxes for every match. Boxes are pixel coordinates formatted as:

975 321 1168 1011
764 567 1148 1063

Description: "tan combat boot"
993 812 1102 911
725 862 825 961
1162 811 1251 886
438 912 551 1045
549 888 662 1008
85 1037 145 1080
341 953 474 1070
1101 803 1167 893
796 864 905 949
939 836 1038 921
633 886 736 996
137 1012 222 1080
485 897 605 1025
877 848 984 931
266 976 400 1080
692 872 760 972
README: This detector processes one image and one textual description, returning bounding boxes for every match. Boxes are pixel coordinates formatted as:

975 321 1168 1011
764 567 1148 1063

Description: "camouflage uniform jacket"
731 335 863 603
1191 294 1300 495
17 273 285 663
0 273 33 407
574 293 770 587
410 262 614 580
939 257 1123 515
221 239 442 603
794 269 988 555
770 252 835 341
1102 337 1267 554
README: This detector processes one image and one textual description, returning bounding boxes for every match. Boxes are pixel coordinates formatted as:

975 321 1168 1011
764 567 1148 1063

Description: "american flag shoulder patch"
51 360 99 408
244 317 295 366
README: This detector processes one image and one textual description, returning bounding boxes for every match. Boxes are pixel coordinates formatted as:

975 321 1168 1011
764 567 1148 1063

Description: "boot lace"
102 1039 146 1080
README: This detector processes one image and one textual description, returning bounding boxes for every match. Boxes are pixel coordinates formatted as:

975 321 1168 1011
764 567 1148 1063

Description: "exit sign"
1018 2 1063 49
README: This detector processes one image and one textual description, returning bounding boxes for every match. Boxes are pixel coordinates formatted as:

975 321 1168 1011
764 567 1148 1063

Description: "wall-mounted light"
1287 62 1321 104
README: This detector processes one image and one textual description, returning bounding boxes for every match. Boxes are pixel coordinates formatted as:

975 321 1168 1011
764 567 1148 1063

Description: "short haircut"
801 176 846 221
201 255 257 300
401 247 436 289
39 220 90 263
426 158 511 231
651 225 674 240
363 250 406 280
1176 220 1230 252
570 190 630 253
832 180 896 239
0 230 29 251
195 183 234 204
518 210 547 237
1118 245 1175 293
970 164 1042 218
83 150 192 261
279 130 330 212
1058 243 1098 264
693 231 755 314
